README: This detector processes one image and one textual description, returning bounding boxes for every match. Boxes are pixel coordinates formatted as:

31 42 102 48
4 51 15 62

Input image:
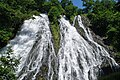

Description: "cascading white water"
3 14 118 80
6 14 57 80
58 16 118 80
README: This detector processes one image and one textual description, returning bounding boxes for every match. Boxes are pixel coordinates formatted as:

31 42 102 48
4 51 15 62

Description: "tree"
48 6 61 22
48 0 64 22
0 0 39 49
42 1 52 13
82 0 94 13
64 1 78 23
34 0 46 11
106 12 120 51
61 0 70 9
83 0 120 52
0 47 19 80
85 0 116 36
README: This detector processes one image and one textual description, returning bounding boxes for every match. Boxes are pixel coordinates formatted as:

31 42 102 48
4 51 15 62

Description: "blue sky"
59 0 83 8
60 0 119 9
72 0 83 8
72 0 119 8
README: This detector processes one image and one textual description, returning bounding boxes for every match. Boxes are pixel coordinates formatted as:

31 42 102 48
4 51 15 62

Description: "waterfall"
4 14 118 80
58 16 118 80
6 14 57 80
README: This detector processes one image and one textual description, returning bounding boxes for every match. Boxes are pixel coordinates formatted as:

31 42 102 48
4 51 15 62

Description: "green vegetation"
82 1 120 79
82 0 120 58
0 0 80 53
0 0 120 79
61 0 78 23
0 0 39 49
47 0 63 53
50 23 60 53
0 0 79 79
0 47 19 80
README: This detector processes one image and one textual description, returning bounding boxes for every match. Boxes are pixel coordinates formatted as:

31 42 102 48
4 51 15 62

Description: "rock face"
79 15 114 55
3 14 119 80
79 15 120 75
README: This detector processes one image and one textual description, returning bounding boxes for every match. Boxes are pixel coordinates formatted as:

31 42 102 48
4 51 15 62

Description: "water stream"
4 14 119 80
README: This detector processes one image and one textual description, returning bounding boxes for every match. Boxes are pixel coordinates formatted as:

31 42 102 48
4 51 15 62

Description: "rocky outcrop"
80 15 115 57
75 15 120 77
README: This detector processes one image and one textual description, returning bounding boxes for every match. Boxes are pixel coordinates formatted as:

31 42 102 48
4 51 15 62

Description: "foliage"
0 47 19 80
48 6 62 22
46 0 77 53
82 0 120 52
50 23 60 53
61 0 78 23
82 0 94 13
61 0 71 9
0 0 39 49
48 6 61 53
0 0 78 50
0 1 79 77
42 1 52 13
65 3 77 23
77 8 83 15
0 0 120 79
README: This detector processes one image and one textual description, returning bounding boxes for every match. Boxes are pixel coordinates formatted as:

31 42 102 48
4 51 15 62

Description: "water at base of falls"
4 14 119 80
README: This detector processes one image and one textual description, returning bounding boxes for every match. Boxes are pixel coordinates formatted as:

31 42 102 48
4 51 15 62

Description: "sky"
72 0 120 8
60 0 119 9
59 0 84 9
72 0 83 8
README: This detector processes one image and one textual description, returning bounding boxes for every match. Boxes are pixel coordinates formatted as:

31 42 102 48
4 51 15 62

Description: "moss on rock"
50 23 60 54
